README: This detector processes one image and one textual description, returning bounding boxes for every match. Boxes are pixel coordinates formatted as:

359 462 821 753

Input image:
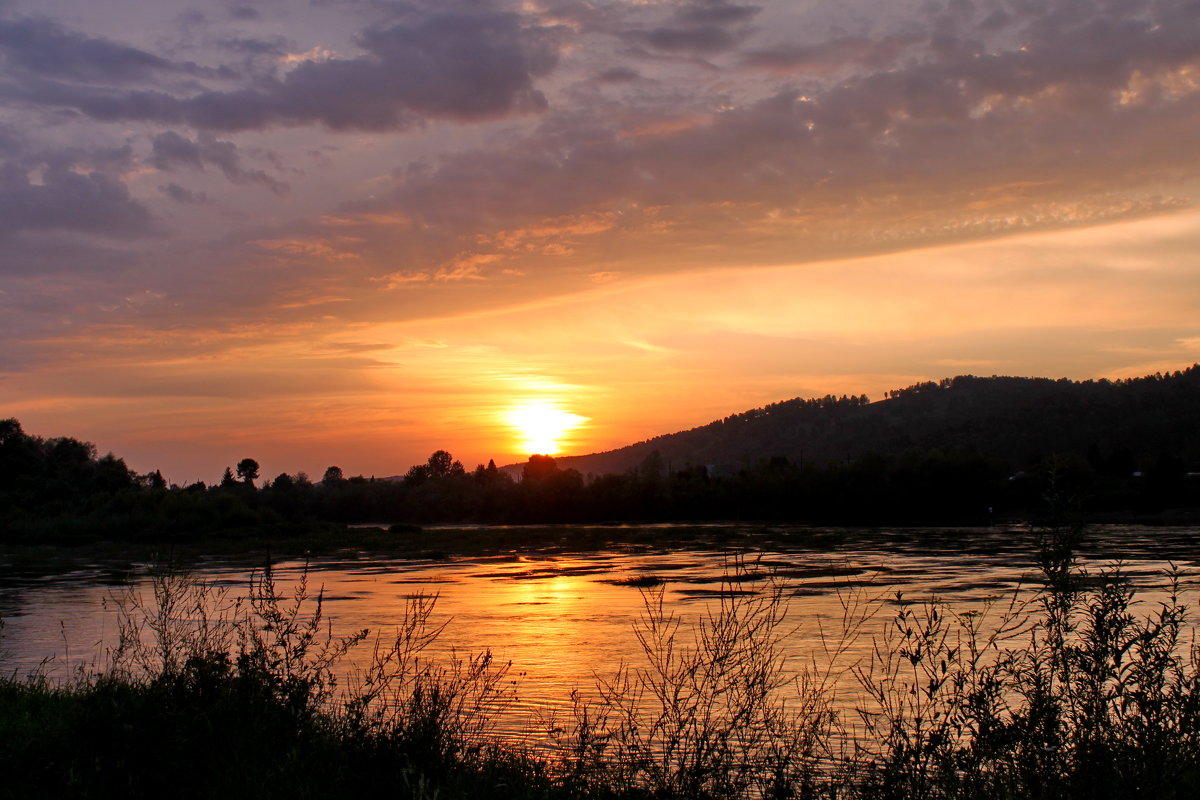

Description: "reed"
554 560 837 799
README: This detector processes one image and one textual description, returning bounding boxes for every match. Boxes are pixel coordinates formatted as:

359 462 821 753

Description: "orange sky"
2 1 1199 482
8 209 1200 483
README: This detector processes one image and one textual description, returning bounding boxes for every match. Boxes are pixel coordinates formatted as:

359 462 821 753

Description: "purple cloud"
2 8 564 131
159 182 213 205
620 0 761 56
0 163 153 239
0 16 175 82
150 130 289 195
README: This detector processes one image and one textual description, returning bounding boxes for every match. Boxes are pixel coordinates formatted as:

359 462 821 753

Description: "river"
3 523 1198 744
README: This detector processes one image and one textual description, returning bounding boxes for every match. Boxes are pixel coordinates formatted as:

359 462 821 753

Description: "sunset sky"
2 0 1199 483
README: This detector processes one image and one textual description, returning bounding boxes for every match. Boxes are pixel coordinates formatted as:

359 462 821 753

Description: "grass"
3 521 1200 799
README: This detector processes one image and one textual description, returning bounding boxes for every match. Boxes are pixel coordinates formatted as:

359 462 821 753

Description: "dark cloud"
0 16 173 82
5 9 564 131
150 130 289 195
596 66 641 83
641 24 739 55
0 161 154 242
0 126 156 248
150 130 205 170
620 0 759 56
160 183 213 205
0 15 227 83
229 6 260 21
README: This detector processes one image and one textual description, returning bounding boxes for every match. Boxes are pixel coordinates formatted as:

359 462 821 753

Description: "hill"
552 366 1200 477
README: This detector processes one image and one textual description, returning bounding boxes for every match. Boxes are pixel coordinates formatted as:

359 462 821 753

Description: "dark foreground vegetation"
3 522 1200 799
3 367 1199 544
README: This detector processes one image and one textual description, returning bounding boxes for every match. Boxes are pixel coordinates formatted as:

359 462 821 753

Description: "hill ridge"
543 366 1200 477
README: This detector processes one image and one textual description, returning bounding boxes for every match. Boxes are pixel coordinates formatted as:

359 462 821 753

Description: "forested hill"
554 366 1200 476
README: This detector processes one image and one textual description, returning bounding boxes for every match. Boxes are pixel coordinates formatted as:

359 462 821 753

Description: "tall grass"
2 524 1200 799
554 564 837 799
0 561 534 799
843 518 1200 799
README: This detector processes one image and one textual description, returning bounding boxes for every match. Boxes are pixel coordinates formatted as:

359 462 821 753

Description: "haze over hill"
545 366 1200 478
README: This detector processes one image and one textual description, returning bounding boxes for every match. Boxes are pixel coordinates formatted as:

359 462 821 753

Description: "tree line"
2 411 1197 544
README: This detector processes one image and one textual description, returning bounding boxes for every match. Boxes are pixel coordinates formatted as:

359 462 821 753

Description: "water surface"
3 524 1198 737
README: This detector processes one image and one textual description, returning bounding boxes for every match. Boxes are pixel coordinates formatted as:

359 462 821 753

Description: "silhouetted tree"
236 458 260 487
427 450 453 478
143 469 167 490
410 451 467 484
523 454 558 482
0 418 22 444
322 465 344 485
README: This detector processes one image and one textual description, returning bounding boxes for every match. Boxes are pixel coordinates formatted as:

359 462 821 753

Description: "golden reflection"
505 400 587 455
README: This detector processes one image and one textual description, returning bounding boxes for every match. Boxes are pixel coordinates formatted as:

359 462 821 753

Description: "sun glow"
506 400 588 456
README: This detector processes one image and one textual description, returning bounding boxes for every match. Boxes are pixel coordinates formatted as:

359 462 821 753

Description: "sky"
1 0 1199 483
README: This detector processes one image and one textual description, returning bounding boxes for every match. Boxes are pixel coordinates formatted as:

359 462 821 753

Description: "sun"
506 400 588 456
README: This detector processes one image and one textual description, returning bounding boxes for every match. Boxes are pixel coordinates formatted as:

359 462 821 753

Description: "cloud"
620 0 760 55
378 252 502 288
215 35 292 57
159 183 213 205
678 2 761 27
86 0 1193 332
638 24 740 55
4 0 1200 380
150 130 289 195
0 157 155 243
324 0 1200 282
3 8 564 131
0 14 229 83
150 131 206 170
595 66 641 83
255 236 360 262
0 15 175 82
741 35 915 72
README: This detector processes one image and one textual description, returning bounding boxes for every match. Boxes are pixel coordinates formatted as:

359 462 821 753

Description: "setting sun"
506 401 588 456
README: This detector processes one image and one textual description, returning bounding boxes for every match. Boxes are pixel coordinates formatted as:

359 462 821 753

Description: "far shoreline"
4 517 1200 585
